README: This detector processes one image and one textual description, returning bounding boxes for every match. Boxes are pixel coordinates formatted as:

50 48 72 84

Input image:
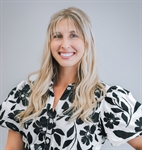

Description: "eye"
53 34 62 39
70 34 78 38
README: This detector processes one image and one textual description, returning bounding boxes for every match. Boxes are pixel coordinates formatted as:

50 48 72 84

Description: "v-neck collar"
47 80 74 114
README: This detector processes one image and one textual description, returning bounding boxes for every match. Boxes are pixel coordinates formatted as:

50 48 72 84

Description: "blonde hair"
19 7 106 123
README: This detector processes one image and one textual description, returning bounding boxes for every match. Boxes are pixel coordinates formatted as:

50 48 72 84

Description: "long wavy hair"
19 7 106 123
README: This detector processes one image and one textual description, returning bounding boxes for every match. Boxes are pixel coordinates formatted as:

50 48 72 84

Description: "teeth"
60 53 74 57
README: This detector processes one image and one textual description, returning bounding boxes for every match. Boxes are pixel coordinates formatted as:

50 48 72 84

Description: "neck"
55 67 77 86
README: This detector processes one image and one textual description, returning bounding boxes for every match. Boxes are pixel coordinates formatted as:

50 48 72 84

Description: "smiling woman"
0 6 142 150
50 19 85 69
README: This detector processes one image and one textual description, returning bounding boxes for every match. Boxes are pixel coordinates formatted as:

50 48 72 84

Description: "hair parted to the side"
18 7 106 123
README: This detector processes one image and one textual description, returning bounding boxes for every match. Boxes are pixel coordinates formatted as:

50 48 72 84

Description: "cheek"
75 41 85 53
50 41 59 52
50 42 55 52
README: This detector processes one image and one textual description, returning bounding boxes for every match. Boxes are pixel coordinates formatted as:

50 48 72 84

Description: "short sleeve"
0 80 30 132
100 85 142 146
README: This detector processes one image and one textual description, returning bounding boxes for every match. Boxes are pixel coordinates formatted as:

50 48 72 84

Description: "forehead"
52 19 80 33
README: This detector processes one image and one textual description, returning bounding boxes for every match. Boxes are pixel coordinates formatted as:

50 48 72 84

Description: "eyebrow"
52 30 78 35
70 30 77 33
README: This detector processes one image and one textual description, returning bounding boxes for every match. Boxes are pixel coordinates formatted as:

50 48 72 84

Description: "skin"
128 136 142 150
5 19 142 150
50 19 85 110
50 19 85 69
5 130 24 150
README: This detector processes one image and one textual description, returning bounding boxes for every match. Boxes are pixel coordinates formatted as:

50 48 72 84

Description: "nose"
61 37 70 50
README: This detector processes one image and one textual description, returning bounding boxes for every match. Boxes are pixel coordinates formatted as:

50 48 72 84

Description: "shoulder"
102 82 140 108
1 80 31 112
14 80 31 91
98 82 142 146
0 80 31 131
99 81 142 130
98 81 142 125
6 80 31 104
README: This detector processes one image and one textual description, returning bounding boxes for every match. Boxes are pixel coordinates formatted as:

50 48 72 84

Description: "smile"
59 52 75 57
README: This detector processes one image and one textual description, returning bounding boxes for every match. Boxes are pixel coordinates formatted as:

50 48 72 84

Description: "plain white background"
0 0 141 149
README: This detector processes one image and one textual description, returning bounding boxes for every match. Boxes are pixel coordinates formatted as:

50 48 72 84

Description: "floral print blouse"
0 80 142 150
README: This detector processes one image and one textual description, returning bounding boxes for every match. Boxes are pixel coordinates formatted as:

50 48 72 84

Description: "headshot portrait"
0 0 141 150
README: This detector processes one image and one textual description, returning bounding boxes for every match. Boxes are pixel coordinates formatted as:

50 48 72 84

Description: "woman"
0 7 142 150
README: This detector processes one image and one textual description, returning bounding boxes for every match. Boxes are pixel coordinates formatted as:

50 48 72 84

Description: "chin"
59 63 78 69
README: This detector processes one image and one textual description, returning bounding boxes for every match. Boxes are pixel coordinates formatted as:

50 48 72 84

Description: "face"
50 19 85 70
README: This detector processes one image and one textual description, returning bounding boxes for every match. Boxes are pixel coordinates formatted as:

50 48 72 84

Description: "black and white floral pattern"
0 81 142 150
